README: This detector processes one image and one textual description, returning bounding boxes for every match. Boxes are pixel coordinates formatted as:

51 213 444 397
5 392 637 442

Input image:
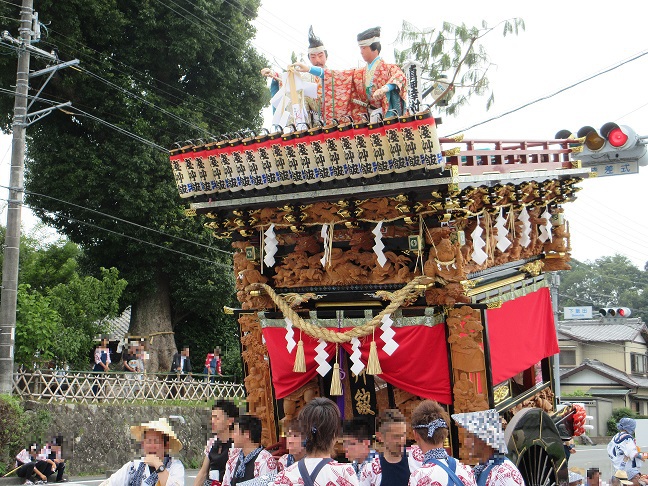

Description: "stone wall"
22 401 212 475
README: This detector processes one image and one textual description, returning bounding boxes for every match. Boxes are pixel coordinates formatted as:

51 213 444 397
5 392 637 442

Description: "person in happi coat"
452 409 524 486
221 415 277 485
272 397 358 486
408 400 475 486
100 419 184 486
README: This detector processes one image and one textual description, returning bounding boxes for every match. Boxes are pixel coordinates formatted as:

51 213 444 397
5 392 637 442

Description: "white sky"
1 0 647 267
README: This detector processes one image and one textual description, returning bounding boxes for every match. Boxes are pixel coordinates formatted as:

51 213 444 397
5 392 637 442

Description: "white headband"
358 36 380 47
308 45 326 54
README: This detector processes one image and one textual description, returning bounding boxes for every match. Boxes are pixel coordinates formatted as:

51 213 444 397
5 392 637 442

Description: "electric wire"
0 185 233 256
72 65 216 139
38 31 261 135
152 0 292 68
0 0 20 7
447 50 648 136
566 206 648 257
21 202 234 272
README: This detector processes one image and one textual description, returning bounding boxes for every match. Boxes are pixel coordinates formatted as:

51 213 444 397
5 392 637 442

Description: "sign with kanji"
563 306 592 320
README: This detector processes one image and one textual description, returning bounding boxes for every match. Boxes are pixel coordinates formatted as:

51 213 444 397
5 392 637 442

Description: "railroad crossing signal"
556 123 647 177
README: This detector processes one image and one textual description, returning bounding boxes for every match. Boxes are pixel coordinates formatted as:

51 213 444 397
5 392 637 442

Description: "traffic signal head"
556 123 648 174
599 307 632 318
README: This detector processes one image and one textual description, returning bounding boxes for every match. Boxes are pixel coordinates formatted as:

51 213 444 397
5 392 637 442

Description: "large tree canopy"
0 0 268 371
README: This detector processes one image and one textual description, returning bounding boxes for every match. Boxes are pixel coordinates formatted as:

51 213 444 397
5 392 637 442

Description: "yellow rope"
248 275 432 343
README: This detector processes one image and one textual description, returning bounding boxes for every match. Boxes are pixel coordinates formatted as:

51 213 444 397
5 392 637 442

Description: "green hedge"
0 395 51 476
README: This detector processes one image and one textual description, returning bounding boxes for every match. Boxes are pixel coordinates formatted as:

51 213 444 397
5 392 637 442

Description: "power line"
0 185 233 256
72 65 216 139
21 202 234 272
38 32 250 133
448 50 648 136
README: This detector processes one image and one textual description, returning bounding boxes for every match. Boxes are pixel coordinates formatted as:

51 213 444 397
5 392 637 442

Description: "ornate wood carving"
239 314 277 445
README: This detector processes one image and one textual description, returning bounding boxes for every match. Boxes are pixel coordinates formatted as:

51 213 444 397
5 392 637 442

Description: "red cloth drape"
262 323 452 404
486 287 558 384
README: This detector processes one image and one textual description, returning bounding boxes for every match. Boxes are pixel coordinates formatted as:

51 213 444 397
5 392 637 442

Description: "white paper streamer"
373 221 387 267
471 216 488 265
263 224 278 268
538 207 553 243
320 224 330 268
284 317 296 353
380 314 399 356
518 207 532 248
314 339 331 377
495 208 511 252
350 337 365 375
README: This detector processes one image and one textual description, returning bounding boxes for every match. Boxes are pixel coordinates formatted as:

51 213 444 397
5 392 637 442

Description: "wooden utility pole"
0 0 34 394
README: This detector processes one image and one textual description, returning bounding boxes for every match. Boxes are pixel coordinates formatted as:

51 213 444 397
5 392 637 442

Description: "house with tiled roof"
558 316 648 413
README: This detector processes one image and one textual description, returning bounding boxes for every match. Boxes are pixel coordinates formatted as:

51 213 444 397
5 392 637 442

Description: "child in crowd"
342 417 376 479
272 397 358 485
222 414 277 486
360 409 423 486
278 419 306 471
408 400 475 486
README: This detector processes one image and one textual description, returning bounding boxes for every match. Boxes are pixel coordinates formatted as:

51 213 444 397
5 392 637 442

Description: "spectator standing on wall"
203 348 222 382
92 335 111 397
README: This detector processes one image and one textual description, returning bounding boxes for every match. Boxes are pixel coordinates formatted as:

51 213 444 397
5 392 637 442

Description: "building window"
630 353 647 375
560 349 577 367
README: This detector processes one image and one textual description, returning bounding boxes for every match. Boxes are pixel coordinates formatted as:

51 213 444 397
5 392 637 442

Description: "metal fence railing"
12 369 246 404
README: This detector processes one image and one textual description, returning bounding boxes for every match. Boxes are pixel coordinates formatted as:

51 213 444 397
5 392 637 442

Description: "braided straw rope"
247 275 433 343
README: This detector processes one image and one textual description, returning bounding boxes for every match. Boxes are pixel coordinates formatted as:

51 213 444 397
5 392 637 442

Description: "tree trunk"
129 272 176 373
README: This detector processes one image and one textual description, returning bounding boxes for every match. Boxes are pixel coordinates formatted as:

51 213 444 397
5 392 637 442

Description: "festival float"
167 60 643 485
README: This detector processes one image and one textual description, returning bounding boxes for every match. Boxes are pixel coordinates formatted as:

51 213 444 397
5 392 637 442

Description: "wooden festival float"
170 105 594 485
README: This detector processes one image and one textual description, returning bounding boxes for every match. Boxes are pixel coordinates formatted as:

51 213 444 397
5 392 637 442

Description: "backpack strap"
476 462 498 486
297 458 333 486
429 458 463 486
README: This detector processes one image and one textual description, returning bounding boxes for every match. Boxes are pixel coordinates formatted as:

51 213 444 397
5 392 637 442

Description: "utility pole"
0 1 76 393
0 0 34 394
549 271 561 399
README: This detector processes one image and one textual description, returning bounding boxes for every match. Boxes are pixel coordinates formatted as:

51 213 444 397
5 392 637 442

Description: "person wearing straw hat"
607 417 645 477
611 470 634 486
451 408 524 486
100 418 184 486
408 401 474 486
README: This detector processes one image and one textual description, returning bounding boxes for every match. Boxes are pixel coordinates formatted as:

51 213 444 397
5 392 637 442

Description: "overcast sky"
1 0 647 268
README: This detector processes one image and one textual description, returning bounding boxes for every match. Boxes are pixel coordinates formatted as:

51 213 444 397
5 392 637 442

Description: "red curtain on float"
262 324 452 404
486 287 559 385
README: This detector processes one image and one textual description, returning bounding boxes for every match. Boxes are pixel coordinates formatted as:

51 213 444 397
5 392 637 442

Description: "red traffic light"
599 307 632 317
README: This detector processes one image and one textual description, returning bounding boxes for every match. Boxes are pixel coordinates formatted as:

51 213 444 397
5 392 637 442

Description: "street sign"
564 306 593 319
588 160 639 178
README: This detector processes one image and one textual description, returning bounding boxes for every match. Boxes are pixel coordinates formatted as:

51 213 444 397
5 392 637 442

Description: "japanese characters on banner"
168 110 444 198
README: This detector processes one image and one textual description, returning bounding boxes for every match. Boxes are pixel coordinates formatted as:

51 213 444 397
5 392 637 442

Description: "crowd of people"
18 397 648 486
87 397 526 486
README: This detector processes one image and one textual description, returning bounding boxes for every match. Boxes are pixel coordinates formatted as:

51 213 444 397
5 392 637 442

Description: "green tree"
15 284 62 367
559 255 648 321
0 0 267 372
395 18 525 115
15 268 127 369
